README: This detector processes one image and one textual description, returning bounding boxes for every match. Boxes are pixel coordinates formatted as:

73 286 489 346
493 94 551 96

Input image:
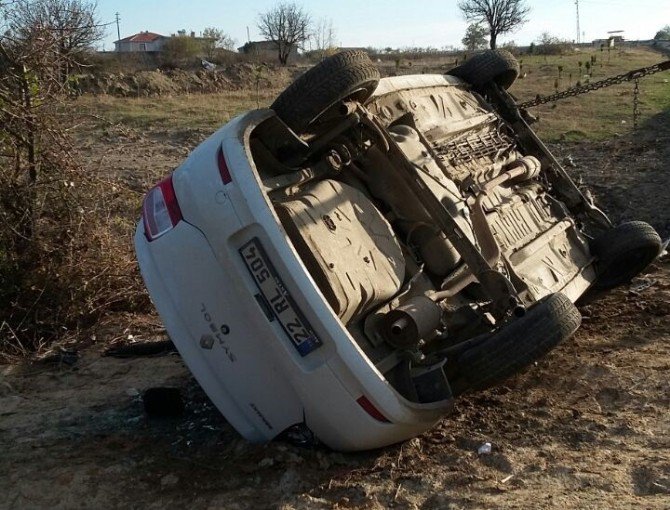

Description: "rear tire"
590 221 662 289
271 50 380 134
447 49 519 90
449 293 581 396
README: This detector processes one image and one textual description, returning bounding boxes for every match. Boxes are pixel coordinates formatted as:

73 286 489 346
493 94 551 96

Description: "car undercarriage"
247 51 661 404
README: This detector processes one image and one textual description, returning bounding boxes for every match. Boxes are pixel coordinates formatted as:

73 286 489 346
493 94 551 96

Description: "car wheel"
590 221 662 290
271 50 380 134
447 49 520 90
448 293 581 396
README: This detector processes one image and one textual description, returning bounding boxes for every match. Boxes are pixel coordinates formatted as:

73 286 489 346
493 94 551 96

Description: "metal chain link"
633 78 640 129
517 59 670 109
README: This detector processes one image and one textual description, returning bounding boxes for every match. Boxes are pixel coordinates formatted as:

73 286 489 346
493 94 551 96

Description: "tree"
654 25 670 40
161 35 201 66
201 27 235 58
536 32 570 55
458 0 530 49
311 17 336 58
462 23 488 50
257 2 311 65
7 0 105 82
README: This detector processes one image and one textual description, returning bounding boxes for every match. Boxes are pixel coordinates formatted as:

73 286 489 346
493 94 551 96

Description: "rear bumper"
135 221 444 450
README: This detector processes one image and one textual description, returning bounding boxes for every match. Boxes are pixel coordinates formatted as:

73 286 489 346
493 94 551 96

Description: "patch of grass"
509 47 670 141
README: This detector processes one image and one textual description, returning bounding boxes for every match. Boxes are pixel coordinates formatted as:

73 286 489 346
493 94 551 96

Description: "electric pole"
115 12 121 50
575 0 581 44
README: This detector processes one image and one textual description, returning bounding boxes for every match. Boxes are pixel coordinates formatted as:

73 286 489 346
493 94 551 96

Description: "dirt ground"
2 107 669 509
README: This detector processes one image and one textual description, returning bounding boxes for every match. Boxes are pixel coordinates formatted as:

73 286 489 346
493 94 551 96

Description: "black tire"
447 49 519 90
449 293 581 396
590 221 662 290
271 50 380 134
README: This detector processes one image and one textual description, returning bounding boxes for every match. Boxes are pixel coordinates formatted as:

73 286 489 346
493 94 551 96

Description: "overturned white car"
135 50 662 451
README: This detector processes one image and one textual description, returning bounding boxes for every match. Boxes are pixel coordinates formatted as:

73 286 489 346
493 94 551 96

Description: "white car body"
136 98 455 452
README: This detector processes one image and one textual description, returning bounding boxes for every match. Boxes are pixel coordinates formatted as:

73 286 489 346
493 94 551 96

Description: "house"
238 40 299 61
115 32 169 52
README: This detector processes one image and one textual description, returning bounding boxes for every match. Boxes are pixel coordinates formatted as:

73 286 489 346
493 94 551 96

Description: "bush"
0 5 150 360
0 135 150 359
536 33 573 55
160 36 203 68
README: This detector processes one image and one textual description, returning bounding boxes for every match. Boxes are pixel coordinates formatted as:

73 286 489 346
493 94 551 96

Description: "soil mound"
75 63 295 96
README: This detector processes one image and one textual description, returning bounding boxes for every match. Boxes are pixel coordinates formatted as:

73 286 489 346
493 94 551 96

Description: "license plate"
240 238 322 356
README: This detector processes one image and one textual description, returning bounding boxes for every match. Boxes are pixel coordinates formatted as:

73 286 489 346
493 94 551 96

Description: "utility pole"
246 26 251 43
575 0 581 44
115 12 121 50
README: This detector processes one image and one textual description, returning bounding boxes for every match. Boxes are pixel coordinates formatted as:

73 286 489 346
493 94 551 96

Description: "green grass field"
75 46 669 142
508 46 670 140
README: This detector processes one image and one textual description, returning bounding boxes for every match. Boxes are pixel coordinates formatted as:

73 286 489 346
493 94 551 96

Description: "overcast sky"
97 0 669 51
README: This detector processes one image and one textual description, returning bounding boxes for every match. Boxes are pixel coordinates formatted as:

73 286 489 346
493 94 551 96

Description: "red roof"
117 32 166 43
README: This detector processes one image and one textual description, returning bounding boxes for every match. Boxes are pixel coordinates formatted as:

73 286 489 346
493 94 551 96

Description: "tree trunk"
489 32 497 49
18 66 37 249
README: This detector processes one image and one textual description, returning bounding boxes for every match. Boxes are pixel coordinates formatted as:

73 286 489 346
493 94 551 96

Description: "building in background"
238 40 299 61
114 32 169 53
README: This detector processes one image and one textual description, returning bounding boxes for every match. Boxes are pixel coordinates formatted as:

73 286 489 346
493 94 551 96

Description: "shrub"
536 33 572 55
0 1 149 359
161 36 203 68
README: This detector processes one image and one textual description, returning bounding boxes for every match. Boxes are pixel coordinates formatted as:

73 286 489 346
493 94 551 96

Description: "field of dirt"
2 102 669 508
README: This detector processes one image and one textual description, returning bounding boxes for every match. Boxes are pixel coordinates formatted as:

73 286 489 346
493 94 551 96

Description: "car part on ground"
135 49 663 451
446 292 581 396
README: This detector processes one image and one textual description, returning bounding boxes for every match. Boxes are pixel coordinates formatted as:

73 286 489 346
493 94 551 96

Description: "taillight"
142 175 183 241
356 396 391 423
217 147 232 184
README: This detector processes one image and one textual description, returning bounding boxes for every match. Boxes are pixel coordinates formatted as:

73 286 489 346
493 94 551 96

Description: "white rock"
478 442 492 455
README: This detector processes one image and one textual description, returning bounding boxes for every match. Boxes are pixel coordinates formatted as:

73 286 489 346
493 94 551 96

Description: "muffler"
381 296 443 349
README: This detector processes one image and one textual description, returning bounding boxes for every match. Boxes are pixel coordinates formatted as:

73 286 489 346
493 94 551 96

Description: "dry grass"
75 89 283 132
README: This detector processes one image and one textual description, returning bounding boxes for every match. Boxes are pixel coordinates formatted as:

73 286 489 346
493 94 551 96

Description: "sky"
96 0 670 52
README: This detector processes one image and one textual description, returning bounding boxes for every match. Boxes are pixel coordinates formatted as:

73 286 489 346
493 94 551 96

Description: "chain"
633 78 640 129
517 59 670 109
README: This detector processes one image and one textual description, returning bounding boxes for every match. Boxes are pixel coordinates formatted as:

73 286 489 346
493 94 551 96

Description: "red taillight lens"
217 147 232 184
142 175 183 241
356 396 391 423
